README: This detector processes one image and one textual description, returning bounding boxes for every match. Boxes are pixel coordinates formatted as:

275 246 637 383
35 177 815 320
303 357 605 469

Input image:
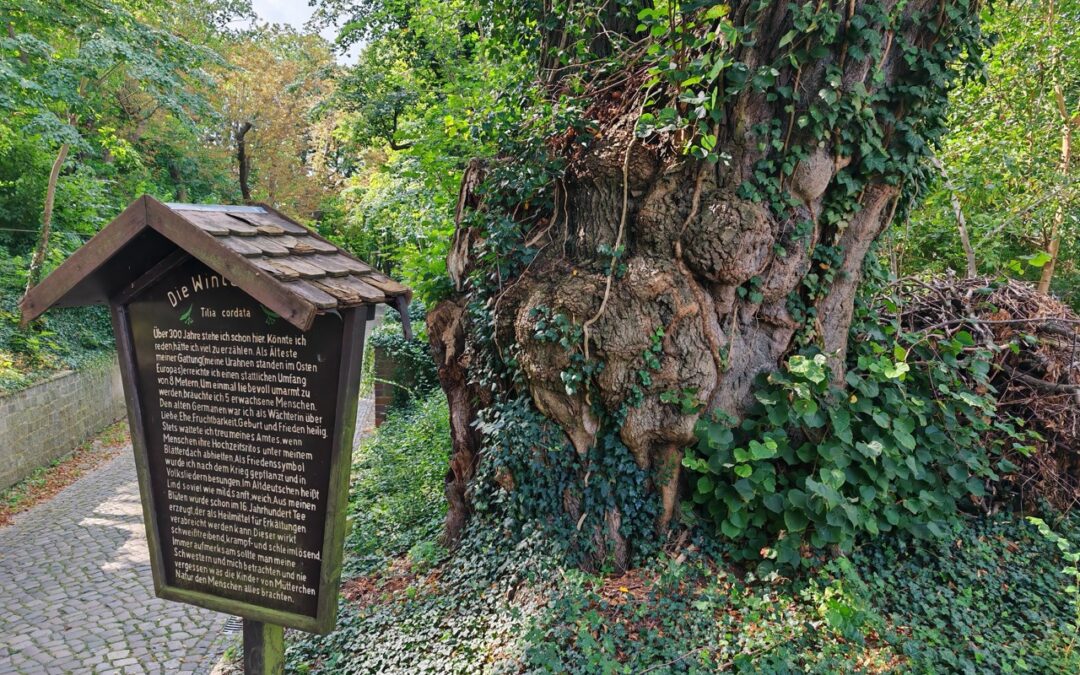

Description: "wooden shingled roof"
20 196 411 333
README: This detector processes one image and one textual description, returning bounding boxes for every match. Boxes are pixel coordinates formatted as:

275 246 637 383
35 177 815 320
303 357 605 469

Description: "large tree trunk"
430 0 980 567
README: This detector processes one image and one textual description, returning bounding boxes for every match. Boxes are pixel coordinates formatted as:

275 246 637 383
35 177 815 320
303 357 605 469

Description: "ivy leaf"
893 417 917 450
733 479 755 502
883 360 910 379
720 518 742 538
793 397 819 417
749 438 777 460
697 475 714 495
763 493 784 513
830 407 853 444
784 508 810 532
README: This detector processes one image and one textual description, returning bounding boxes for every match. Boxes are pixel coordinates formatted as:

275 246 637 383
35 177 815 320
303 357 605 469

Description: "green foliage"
0 257 113 392
288 523 563 673
901 0 1080 307
635 1 740 164
0 0 256 390
524 552 890 673
1028 515 1080 656
0 123 49 252
471 394 659 569
311 0 528 307
290 441 1080 674
326 153 456 305
368 302 439 410
2 0 217 146
855 512 1080 672
343 390 451 578
529 306 603 396
684 275 1034 568
632 0 985 244
406 540 447 575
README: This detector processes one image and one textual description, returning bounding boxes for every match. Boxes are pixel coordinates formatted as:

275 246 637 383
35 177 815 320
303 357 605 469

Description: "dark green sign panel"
114 256 368 633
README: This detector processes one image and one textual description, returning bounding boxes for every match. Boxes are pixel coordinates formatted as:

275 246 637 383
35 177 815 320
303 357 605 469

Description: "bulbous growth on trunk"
430 0 981 564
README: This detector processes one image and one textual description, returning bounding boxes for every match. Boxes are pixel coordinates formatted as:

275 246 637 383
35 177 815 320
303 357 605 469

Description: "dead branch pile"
892 275 1080 511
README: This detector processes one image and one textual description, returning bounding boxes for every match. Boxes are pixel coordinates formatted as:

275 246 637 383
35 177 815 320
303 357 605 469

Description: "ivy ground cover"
283 390 1080 673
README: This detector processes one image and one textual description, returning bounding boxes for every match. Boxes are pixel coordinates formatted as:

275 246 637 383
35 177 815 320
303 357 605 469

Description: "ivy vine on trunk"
430 0 986 570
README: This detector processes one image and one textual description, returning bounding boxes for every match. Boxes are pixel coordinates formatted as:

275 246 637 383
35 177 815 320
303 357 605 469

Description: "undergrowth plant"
367 302 439 409
1028 515 1080 657
343 390 451 577
0 257 114 392
855 512 1080 673
683 265 1036 568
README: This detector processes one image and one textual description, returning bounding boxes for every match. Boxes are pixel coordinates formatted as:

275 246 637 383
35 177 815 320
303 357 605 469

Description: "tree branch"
388 107 414 151
236 121 253 202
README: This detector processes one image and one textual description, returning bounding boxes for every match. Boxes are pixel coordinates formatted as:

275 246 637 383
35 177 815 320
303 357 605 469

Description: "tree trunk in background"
24 141 69 296
430 0 980 566
7 22 28 65
1038 84 1073 294
427 298 487 546
933 157 977 278
168 162 189 203
236 121 253 203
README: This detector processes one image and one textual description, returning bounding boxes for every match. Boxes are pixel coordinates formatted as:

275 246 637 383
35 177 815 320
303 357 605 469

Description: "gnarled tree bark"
429 0 979 566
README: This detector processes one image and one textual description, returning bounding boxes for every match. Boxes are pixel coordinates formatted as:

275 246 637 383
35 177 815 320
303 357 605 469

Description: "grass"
0 419 129 526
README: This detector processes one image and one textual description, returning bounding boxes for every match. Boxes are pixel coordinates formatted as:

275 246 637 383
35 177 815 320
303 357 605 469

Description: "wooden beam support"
243 620 284 675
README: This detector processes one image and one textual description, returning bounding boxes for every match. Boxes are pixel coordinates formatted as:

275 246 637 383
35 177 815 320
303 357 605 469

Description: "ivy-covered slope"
283 389 1080 673
0 258 114 393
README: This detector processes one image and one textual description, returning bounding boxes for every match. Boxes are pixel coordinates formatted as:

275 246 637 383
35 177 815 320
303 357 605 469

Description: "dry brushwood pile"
893 276 1080 509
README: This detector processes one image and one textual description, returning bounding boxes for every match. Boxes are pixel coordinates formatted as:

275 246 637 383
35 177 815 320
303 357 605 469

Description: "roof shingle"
19 196 412 334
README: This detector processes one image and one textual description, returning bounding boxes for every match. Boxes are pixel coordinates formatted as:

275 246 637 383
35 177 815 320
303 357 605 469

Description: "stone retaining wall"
0 357 126 490
373 344 395 427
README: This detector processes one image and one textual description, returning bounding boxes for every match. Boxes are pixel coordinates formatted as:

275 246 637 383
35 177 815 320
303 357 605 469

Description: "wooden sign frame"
20 197 412 655
109 253 373 635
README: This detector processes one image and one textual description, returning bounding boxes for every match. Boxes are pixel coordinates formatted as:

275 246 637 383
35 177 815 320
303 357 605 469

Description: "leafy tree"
209 26 342 216
313 0 519 301
901 0 1079 305
1 0 218 291
404 0 995 567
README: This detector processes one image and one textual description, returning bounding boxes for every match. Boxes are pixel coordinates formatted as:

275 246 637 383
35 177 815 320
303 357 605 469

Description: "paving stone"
0 393 376 675
0 452 226 674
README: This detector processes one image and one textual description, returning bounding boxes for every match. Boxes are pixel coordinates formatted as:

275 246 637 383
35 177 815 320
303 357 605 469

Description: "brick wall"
0 357 126 490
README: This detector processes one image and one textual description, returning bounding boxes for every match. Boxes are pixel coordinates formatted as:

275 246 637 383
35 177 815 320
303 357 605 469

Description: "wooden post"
243 620 284 675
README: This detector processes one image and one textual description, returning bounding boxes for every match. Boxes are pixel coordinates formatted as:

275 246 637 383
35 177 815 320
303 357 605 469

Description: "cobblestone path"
0 450 227 674
0 308 381 675
0 395 376 675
